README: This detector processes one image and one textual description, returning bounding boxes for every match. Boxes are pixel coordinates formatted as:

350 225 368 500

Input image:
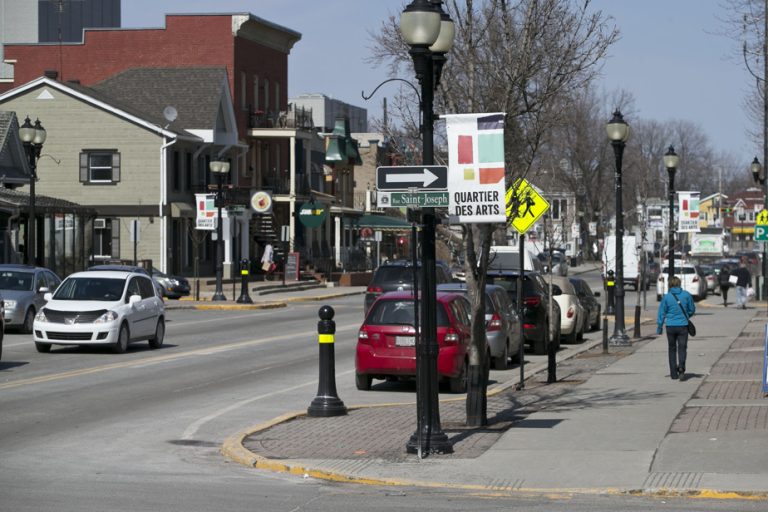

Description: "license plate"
395 336 415 347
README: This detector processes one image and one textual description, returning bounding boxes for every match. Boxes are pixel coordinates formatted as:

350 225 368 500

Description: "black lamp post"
751 156 767 300
18 116 46 266
663 146 679 280
399 0 454 456
210 159 230 301
606 110 630 346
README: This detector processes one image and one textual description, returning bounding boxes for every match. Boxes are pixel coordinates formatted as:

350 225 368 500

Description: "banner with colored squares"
677 191 701 233
444 112 507 223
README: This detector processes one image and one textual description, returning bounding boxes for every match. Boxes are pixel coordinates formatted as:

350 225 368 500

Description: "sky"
122 0 754 161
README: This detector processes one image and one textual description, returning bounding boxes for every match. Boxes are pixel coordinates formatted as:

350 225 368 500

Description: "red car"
355 291 473 393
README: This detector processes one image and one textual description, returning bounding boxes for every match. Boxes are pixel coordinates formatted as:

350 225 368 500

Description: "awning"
357 214 413 232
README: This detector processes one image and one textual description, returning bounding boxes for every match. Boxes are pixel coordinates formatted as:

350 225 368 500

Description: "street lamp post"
399 0 454 456
664 146 680 280
18 116 47 266
750 157 767 301
606 110 630 345
210 159 230 301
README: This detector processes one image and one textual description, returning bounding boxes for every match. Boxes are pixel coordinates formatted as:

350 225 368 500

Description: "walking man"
733 261 752 310
718 265 732 307
657 276 696 381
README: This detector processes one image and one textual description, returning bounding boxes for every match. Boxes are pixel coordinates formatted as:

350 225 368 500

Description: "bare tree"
369 0 618 426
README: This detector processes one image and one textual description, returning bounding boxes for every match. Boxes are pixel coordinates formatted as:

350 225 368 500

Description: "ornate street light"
399 0 454 456
209 159 230 301
606 110 630 346
663 146 680 280
18 116 47 266
750 156 767 302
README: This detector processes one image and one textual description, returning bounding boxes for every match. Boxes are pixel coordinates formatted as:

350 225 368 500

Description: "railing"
248 104 314 130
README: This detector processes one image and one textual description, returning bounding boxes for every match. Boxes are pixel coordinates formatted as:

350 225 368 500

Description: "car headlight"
94 311 119 324
4 299 16 309
35 309 47 322
169 279 180 286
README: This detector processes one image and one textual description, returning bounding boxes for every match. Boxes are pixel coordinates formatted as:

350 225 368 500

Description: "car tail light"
523 323 536 330
367 285 382 293
658 276 665 282
523 296 540 307
567 306 575 319
692 276 699 282
444 328 459 345
487 313 502 331
358 329 370 344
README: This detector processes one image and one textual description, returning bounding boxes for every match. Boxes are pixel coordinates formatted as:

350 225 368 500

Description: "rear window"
661 266 696 274
488 252 521 271
366 299 449 327
487 275 536 297
372 266 421 284
0 271 34 291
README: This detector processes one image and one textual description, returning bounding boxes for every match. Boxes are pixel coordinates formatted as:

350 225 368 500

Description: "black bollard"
602 317 609 354
633 303 641 338
236 259 253 304
307 306 347 417
605 270 616 315
546 333 557 384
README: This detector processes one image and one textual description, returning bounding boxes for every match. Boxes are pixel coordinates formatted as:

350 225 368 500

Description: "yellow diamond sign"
506 178 550 234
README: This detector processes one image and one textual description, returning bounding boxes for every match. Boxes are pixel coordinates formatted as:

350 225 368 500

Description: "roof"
0 187 96 215
0 111 32 185
358 214 412 231
92 67 229 131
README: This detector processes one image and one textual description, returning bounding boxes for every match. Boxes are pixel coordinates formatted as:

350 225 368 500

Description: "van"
602 235 641 289
489 246 544 273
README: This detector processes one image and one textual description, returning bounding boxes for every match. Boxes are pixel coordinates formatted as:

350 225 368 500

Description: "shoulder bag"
672 294 696 337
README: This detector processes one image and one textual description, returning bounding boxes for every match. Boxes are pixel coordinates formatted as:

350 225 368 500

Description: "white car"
33 270 165 354
550 276 585 343
656 263 708 301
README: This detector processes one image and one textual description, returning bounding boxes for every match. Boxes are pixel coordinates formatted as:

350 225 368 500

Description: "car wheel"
564 324 577 344
493 340 510 371
35 341 51 353
148 318 165 349
113 323 129 354
576 320 585 341
22 308 35 335
355 373 372 391
449 358 468 393
592 306 601 331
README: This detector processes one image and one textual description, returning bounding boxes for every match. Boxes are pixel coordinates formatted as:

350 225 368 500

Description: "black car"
364 260 452 314
569 277 601 331
86 264 189 299
486 270 561 355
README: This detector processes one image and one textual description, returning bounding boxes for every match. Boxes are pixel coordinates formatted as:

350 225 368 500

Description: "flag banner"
444 112 507 223
677 191 700 232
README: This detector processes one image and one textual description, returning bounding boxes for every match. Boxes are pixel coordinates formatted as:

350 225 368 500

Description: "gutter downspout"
161 136 178 273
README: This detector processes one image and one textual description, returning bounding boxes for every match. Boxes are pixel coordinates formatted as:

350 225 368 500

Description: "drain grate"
644 471 703 490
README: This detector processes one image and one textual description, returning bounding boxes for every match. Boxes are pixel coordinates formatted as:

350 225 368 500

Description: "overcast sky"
122 0 753 161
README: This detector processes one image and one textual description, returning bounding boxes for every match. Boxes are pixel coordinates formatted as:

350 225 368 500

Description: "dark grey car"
0 264 61 333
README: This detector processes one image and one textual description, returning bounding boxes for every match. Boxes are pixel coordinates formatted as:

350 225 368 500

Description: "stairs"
251 213 284 262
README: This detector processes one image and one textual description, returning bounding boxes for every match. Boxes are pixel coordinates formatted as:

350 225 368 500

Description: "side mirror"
129 294 141 305
594 291 601 297
43 292 53 301
38 286 49 294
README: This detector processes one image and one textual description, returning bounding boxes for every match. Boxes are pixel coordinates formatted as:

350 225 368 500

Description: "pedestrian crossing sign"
755 209 768 242
757 209 768 225
506 178 550 234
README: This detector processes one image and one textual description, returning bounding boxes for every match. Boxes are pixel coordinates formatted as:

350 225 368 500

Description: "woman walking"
718 264 731 306
657 276 696 381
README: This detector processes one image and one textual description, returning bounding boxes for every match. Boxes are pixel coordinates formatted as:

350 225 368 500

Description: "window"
80 150 120 184
253 74 259 111
137 276 156 299
93 218 119 258
264 78 269 113
551 198 567 220
185 152 192 192
240 72 247 110
126 277 142 300
275 81 280 112
172 150 180 192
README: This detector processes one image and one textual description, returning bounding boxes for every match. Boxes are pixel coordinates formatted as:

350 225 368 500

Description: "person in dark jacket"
657 276 696 381
732 261 751 309
718 265 732 306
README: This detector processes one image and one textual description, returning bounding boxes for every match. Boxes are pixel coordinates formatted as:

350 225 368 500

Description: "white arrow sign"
385 168 439 187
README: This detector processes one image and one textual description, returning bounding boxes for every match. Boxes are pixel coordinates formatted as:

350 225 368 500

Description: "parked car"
437 282 522 370
488 246 544 272
364 260 452 314
355 291 474 393
569 277 602 331
656 262 708 301
486 270 561 355
550 276 586 343
736 250 760 266
538 251 568 276
33 270 165 353
0 264 61 333
87 263 187 299
698 264 717 294
0 299 5 360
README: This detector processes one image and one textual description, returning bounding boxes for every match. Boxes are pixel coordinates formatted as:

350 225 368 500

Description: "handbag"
262 261 271 272
672 294 696 337
728 275 738 285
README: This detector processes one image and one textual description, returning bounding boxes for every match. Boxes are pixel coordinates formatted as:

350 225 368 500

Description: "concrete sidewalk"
222 297 768 498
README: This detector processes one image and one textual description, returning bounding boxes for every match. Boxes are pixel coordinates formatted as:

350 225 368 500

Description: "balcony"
248 104 314 130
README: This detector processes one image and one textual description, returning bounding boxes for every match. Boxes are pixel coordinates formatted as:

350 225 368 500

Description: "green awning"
357 214 413 231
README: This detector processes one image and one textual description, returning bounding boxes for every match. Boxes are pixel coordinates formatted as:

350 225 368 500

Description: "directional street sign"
377 191 449 208
756 209 768 242
506 178 550 234
376 165 448 191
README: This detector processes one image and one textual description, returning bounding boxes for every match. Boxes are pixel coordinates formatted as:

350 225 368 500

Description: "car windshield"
366 299 450 327
0 271 34 291
53 277 126 301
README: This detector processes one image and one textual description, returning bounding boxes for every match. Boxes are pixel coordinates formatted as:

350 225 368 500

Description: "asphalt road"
2 268 759 511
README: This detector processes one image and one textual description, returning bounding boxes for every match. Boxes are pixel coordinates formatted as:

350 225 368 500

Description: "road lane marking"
0 323 359 391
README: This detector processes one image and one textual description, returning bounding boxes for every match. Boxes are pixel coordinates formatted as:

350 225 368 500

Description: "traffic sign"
755 209 768 242
506 178 550 234
376 165 448 191
377 191 449 208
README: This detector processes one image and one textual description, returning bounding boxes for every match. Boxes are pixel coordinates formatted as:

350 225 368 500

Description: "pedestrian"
657 276 696 381
261 241 274 280
718 265 732 307
732 260 752 310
